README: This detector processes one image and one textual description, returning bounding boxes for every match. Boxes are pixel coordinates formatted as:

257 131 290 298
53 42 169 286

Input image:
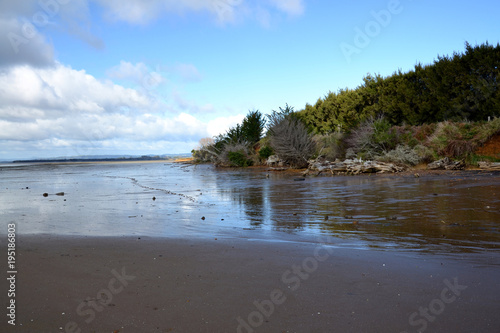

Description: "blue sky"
1 0 499 160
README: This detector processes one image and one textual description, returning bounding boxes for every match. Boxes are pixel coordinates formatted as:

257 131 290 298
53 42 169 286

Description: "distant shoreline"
10 156 191 164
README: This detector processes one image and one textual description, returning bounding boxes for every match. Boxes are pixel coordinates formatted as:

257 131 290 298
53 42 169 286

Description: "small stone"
152 197 156 201
201 216 205 220
43 193 48 197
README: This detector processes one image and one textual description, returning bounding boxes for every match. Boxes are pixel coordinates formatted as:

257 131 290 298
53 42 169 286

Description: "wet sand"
3 235 500 332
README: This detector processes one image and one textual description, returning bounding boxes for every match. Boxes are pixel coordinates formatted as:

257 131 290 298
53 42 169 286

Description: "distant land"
9 154 191 164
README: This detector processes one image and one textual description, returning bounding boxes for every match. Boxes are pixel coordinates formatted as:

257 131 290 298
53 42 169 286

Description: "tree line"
299 42 500 133
192 42 500 167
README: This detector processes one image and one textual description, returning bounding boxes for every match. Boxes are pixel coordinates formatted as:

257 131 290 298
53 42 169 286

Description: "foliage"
377 145 421 166
414 144 436 163
192 137 217 163
240 110 266 146
313 132 345 160
192 110 266 166
267 104 316 168
299 42 500 133
220 143 253 167
258 146 274 160
227 151 252 167
345 116 397 159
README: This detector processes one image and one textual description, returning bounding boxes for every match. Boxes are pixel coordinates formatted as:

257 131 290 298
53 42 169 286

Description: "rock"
266 155 281 166
55 192 64 196
152 196 156 201
43 193 48 197
201 216 205 220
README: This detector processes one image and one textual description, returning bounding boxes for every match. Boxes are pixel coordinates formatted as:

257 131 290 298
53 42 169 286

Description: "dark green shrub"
228 150 252 167
241 110 266 145
259 146 274 160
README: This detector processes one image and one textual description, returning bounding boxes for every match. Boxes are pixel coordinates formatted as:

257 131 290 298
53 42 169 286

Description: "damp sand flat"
1 235 499 332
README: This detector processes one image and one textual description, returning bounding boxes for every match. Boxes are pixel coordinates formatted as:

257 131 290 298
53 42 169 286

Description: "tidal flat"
0 162 499 332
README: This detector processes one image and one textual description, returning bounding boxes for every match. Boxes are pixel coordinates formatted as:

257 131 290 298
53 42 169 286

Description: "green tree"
241 110 266 145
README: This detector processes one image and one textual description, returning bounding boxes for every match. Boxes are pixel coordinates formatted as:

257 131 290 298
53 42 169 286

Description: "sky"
0 0 499 160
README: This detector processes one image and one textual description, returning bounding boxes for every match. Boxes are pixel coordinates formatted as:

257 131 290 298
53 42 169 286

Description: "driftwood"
478 162 500 170
308 158 405 175
427 157 465 170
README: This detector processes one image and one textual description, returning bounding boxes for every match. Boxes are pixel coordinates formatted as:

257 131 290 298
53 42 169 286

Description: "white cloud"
207 114 246 137
94 0 305 25
106 61 166 88
0 0 103 69
0 64 153 121
0 17 55 68
95 0 241 25
58 0 105 50
269 0 305 16
0 63 247 159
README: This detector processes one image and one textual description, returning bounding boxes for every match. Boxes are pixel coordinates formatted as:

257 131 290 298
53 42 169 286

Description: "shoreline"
2 234 500 332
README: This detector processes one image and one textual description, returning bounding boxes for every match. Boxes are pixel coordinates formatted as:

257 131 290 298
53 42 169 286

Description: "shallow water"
1 162 499 253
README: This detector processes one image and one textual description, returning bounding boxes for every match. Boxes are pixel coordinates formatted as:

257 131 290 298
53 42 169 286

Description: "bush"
192 137 217 163
259 146 274 160
267 104 316 168
377 145 421 166
313 132 345 160
346 116 397 159
473 117 500 144
228 151 252 167
442 140 475 158
414 144 436 163
219 143 253 167
241 110 266 146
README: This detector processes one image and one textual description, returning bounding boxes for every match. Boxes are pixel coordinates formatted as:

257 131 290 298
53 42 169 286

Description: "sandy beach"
2 235 499 332
2 162 499 332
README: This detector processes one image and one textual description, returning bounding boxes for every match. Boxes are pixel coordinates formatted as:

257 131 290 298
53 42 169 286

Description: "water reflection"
1 162 499 253
204 167 500 253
